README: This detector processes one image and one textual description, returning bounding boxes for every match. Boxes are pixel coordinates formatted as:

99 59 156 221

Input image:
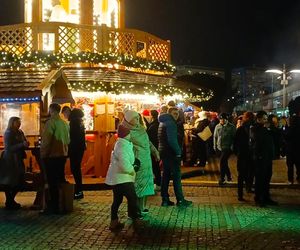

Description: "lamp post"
266 64 300 114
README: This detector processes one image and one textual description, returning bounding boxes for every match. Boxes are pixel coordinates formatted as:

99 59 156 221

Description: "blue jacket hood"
158 113 174 123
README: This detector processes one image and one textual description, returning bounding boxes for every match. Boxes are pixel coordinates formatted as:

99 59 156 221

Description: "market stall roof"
0 70 50 98
63 67 214 102
63 68 176 86
0 69 74 103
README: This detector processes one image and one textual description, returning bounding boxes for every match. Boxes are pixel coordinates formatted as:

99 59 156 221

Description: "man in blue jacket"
158 107 192 207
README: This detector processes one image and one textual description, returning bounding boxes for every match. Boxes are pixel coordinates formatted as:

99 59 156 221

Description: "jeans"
111 182 140 220
161 154 184 202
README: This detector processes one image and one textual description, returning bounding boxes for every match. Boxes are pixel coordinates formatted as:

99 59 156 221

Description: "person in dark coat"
69 108 86 199
158 107 192 207
285 97 300 184
234 111 255 201
167 100 185 147
2 117 29 209
191 111 210 168
250 111 277 207
268 114 282 160
146 110 161 190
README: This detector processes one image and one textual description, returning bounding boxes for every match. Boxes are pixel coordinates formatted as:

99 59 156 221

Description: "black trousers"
237 155 254 198
219 149 232 181
191 137 207 167
44 157 67 211
70 151 84 194
4 187 18 205
151 156 161 186
254 160 272 203
111 182 140 220
286 153 300 182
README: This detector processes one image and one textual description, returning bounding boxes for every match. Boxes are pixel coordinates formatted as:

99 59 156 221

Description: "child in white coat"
105 124 145 231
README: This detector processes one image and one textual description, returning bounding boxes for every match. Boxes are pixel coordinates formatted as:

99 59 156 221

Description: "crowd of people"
1 96 300 232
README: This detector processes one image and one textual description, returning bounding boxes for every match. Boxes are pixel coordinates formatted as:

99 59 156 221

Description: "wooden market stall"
0 69 73 171
0 0 214 181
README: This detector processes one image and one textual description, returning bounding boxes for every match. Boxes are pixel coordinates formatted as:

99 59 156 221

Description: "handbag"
197 126 212 141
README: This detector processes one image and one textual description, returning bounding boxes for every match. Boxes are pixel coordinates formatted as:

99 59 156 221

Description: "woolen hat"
198 111 207 121
124 110 139 122
117 124 130 138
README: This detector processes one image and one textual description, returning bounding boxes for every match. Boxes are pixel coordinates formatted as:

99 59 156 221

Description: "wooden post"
32 0 42 23
80 0 93 25
80 0 93 51
119 0 125 29
167 40 171 63
101 24 109 52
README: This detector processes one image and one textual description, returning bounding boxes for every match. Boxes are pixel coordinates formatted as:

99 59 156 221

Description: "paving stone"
0 186 300 249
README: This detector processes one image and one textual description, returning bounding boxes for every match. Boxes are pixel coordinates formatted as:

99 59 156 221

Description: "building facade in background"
176 65 225 79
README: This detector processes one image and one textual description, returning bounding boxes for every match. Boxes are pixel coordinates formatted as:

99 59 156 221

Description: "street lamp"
265 64 300 113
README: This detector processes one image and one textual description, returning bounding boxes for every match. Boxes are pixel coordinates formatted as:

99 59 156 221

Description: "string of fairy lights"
69 81 214 102
0 51 176 73
0 50 214 102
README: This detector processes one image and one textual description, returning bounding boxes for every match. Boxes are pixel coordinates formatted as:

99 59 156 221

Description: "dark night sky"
1 0 300 69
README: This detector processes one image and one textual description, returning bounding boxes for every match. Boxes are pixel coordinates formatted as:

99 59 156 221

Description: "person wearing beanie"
124 110 139 125
105 124 146 231
191 110 211 169
122 109 160 215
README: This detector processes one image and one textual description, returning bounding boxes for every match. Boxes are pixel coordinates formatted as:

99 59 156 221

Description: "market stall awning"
63 68 213 102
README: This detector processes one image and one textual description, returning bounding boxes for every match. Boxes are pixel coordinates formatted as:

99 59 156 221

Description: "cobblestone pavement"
181 156 293 185
1 186 300 250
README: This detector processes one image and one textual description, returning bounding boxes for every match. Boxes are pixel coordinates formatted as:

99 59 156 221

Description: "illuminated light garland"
68 81 214 102
0 51 176 74
0 97 40 103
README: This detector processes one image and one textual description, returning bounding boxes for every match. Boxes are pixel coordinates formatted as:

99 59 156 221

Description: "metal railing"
0 22 171 63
